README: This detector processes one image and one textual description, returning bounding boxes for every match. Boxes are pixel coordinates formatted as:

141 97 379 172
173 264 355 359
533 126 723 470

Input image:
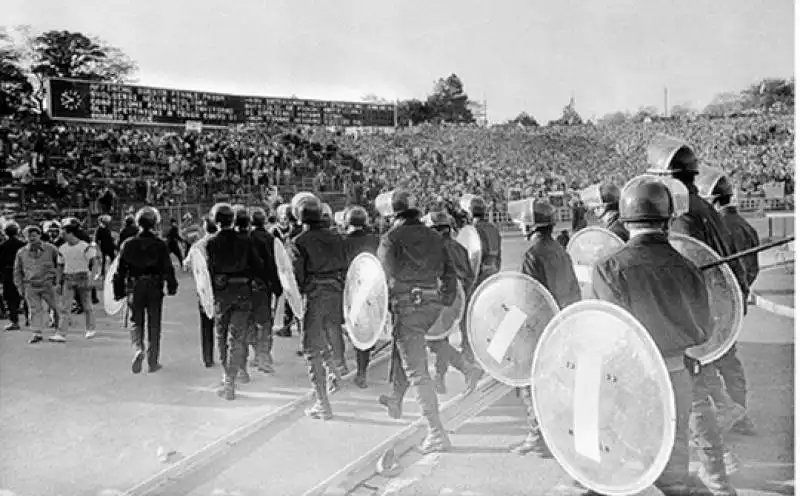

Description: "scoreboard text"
47 78 395 128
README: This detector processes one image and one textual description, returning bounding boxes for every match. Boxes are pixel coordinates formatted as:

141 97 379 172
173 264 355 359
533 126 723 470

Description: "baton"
699 236 794 271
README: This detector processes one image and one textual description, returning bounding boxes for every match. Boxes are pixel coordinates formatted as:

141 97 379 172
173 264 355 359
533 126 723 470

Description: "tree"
396 98 431 126
740 78 794 113
508 111 539 127
596 110 630 126
703 91 746 116
7 27 138 113
0 28 32 115
631 105 660 122
670 103 695 119
426 73 475 124
548 97 583 126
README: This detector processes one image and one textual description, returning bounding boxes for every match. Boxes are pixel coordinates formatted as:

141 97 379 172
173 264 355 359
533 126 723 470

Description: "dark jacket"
119 224 138 246
592 231 711 359
342 229 380 264
521 232 581 309
291 224 349 295
603 210 630 242
473 219 502 282
94 225 116 256
205 228 265 282
718 205 760 287
443 235 475 295
0 236 27 277
670 188 749 298
377 213 457 306
114 231 178 297
249 227 282 295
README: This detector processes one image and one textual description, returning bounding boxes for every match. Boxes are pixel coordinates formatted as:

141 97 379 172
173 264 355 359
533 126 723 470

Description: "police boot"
325 357 342 394
378 394 403 419
305 356 333 420
716 402 747 434
417 385 452 454
237 367 251 384
217 371 235 401
256 341 274 373
463 365 483 393
509 431 552 458
692 454 737 496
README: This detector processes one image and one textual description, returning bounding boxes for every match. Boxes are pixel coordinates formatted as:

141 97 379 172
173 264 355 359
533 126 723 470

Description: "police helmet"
135 207 161 229
531 201 556 228
427 210 453 229
467 196 487 218
711 175 734 199
298 197 322 224
232 204 249 228
250 207 267 227
61 217 81 230
320 202 333 220
44 220 60 233
291 192 318 220
375 189 416 217
646 134 699 175
202 215 219 235
98 214 112 225
344 206 369 228
619 176 674 223
210 203 235 226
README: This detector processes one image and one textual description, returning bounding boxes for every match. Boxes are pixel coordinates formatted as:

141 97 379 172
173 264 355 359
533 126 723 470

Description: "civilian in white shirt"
58 218 99 339
183 215 218 367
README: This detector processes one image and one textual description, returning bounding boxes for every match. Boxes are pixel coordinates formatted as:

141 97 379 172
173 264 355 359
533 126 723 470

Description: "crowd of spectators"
335 113 795 213
0 112 794 218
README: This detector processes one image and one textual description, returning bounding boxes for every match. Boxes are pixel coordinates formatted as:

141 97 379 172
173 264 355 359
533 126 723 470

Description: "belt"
227 277 250 284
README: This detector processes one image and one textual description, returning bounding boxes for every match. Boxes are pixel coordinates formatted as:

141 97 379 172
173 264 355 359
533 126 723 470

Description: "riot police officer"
290 195 349 420
425 210 483 395
463 195 501 363
707 174 760 436
376 189 458 454
232 205 255 384
582 182 629 241
340 206 380 388
513 201 581 457
113 207 178 374
249 206 283 374
205 203 266 400
591 176 718 496
647 135 746 493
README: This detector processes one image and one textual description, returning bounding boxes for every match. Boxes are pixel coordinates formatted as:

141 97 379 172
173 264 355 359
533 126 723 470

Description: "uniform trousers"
128 277 164 367
388 299 444 432
198 302 214 365
214 281 252 378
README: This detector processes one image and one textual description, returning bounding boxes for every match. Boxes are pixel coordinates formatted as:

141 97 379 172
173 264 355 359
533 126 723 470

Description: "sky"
5 0 796 123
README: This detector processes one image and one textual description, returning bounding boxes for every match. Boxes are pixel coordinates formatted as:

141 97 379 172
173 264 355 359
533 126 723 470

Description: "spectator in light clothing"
14 225 63 344
58 218 99 339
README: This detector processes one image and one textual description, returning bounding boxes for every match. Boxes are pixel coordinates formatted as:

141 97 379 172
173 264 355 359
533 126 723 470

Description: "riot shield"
426 280 465 341
532 300 676 496
566 227 625 299
668 233 744 364
456 225 482 280
507 198 534 227
343 253 389 351
103 256 125 316
190 248 215 320
273 238 305 319
466 272 560 386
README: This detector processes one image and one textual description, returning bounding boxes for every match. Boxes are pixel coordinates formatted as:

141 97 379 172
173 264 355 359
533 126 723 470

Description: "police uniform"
340 207 380 389
464 196 501 363
514 201 581 457
249 207 283 374
376 189 457 454
591 175 717 495
426 211 483 396
113 207 178 374
290 196 349 420
647 136 741 495
205 203 266 400
707 175 760 436
0 223 27 330
166 219 185 263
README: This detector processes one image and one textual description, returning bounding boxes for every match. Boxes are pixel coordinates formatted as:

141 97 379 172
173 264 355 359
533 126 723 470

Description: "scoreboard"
47 78 395 128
